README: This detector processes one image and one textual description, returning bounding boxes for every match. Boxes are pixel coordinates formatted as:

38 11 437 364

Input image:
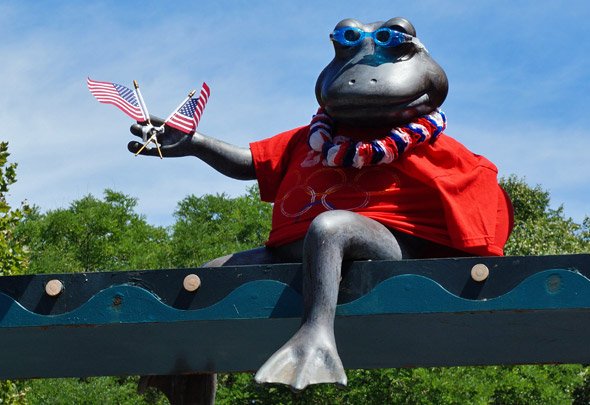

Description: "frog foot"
254 325 347 391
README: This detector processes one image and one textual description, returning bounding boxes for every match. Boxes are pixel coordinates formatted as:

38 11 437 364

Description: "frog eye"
373 28 408 47
374 28 391 44
330 27 364 47
343 28 361 42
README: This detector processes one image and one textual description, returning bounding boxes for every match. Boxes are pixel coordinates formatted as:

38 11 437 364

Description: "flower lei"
302 108 446 168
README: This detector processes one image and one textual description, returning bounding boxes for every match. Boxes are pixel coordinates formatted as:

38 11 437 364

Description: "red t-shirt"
250 125 513 256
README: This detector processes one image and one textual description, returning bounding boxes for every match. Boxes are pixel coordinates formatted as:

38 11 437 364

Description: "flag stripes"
194 82 210 128
87 78 146 122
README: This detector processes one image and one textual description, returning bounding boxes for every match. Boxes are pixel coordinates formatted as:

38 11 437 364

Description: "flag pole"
133 80 151 127
133 80 163 159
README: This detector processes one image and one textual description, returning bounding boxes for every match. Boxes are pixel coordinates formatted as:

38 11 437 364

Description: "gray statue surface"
130 17 513 402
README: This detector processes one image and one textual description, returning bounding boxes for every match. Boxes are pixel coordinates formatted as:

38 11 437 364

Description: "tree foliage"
0 142 29 277
24 377 166 405
170 186 272 267
16 190 172 274
0 143 30 403
501 175 590 256
215 359 585 404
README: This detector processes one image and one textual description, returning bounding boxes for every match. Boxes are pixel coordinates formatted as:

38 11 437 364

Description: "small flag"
165 82 210 134
87 78 147 122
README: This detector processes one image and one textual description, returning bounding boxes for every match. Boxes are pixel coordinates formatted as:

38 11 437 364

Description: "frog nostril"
370 79 377 84
348 79 356 85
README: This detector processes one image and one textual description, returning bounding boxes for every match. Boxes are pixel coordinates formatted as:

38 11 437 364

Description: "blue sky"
1 1 589 226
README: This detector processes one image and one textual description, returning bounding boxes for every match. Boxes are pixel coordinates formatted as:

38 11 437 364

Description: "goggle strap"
409 37 428 53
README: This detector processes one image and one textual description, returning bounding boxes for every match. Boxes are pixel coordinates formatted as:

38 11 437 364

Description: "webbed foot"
254 325 347 391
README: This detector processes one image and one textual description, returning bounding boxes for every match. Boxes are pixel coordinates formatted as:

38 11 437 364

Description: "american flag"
165 82 210 134
87 78 147 122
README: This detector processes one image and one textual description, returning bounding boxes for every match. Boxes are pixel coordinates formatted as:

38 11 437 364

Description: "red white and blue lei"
302 108 446 168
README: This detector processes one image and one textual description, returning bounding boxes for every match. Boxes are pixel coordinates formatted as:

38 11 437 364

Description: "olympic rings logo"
279 167 400 219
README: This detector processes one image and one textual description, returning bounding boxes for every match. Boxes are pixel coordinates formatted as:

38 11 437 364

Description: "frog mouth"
325 91 431 114
404 92 430 108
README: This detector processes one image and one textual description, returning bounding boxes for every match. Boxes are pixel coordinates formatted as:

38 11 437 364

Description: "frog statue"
130 17 513 402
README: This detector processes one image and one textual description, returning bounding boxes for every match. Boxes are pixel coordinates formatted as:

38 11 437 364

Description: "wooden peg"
45 279 64 297
471 264 490 282
183 274 201 292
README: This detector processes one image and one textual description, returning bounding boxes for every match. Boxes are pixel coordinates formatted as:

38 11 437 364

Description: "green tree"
0 142 29 277
170 186 272 266
17 190 172 274
24 377 166 405
502 175 589 255
0 142 30 403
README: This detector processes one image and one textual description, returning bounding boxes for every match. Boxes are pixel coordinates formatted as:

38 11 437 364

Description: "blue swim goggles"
330 26 425 50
